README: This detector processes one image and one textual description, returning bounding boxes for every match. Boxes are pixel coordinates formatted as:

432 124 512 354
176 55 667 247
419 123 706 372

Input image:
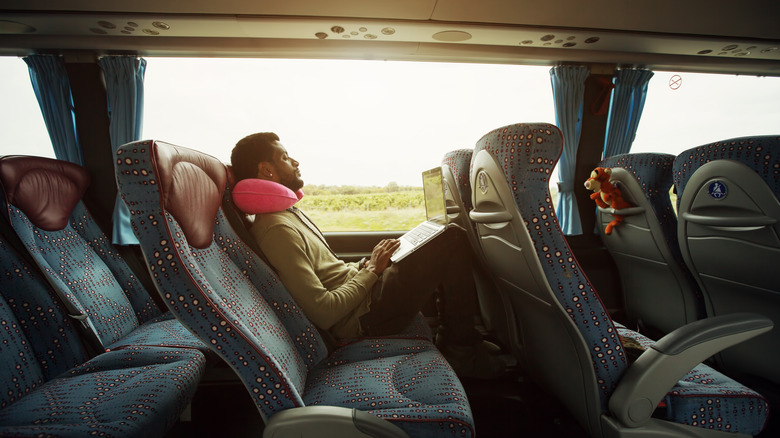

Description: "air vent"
519 34 599 48
695 43 779 58
317 24 394 40
86 20 170 36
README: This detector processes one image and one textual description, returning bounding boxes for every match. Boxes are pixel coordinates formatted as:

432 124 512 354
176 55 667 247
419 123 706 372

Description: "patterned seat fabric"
474 123 626 406
598 153 705 333
0 155 207 353
672 136 780 385
442 149 475 212
473 123 768 435
0 234 206 437
673 136 780 205
442 148 518 354
599 153 682 265
335 313 433 346
305 338 473 436
613 323 768 433
115 140 474 437
0 235 90 381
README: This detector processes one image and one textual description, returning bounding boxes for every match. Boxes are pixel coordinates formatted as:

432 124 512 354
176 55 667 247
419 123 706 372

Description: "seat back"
0 287 45 411
0 232 95 410
596 153 704 337
222 164 266 260
673 136 780 384
0 156 162 348
0 234 91 382
470 123 626 437
115 140 329 421
441 149 517 354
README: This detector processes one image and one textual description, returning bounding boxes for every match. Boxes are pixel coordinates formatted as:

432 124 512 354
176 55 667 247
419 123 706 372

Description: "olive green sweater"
250 208 378 338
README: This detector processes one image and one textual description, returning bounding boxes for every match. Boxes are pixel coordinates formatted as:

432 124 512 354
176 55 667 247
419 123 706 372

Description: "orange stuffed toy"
584 167 631 234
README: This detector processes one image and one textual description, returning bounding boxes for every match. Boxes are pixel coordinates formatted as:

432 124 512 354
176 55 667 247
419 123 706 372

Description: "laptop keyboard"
403 221 441 244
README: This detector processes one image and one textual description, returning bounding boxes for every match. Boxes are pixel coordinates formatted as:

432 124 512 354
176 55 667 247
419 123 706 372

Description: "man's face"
265 141 303 191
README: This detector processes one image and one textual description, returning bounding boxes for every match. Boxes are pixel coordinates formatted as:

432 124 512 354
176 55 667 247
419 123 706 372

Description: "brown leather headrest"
151 141 227 249
0 156 90 231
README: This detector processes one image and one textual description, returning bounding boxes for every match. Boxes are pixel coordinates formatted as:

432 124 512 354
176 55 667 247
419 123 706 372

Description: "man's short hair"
230 132 280 182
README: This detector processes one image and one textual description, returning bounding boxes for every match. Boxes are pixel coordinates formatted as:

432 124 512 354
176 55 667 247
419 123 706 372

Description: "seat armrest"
609 313 773 428
469 210 512 223
263 406 409 438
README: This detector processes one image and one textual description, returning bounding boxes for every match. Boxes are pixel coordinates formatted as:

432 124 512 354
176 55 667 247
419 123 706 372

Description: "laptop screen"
422 166 446 224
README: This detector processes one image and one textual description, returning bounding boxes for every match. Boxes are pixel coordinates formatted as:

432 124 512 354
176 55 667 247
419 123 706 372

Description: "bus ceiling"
0 0 779 76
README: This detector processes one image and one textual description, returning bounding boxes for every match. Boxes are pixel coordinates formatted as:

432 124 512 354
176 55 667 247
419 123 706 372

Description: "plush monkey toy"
584 167 631 234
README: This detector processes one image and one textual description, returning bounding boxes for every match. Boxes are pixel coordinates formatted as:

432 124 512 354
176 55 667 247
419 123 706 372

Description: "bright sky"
632 73 780 154
140 58 555 187
2 56 780 187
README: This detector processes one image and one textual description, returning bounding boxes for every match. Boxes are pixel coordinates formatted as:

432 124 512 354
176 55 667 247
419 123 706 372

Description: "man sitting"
230 132 504 378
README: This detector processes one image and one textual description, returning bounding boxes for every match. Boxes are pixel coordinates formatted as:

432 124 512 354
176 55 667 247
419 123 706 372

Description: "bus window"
0 57 55 159
142 57 556 231
629 71 780 211
632 71 780 155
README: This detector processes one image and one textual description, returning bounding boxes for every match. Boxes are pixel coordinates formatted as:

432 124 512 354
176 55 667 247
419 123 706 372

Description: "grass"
298 185 566 232
304 207 426 232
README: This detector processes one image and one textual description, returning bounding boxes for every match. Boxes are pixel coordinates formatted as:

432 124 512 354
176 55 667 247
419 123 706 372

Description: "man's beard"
283 176 304 192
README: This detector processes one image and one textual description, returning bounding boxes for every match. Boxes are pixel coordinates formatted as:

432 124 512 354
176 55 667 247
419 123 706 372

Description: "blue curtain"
99 56 147 245
550 65 589 235
603 68 654 159
24 55 83 165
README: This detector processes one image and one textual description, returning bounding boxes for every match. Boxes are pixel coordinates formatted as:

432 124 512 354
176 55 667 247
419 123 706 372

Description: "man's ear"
256 162 276 181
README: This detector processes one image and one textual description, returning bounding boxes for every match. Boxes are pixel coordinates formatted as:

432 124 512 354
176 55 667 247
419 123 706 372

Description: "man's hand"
366 239 401 276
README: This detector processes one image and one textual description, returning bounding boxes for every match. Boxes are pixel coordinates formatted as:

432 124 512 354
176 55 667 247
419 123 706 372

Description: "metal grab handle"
469 210 512 223
597 206 645 216
682 212 776 228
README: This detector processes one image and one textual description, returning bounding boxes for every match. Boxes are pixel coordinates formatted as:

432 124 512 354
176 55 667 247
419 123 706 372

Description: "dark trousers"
359 226 481 346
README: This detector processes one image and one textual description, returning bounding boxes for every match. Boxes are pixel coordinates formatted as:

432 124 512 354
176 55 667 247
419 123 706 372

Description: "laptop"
390 166 448 263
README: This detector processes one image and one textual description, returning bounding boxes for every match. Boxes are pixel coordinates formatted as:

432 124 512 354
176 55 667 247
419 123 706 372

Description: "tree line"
302 182 420 196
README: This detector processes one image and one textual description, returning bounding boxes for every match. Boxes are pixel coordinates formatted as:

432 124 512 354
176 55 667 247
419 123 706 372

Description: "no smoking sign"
669 74 682 90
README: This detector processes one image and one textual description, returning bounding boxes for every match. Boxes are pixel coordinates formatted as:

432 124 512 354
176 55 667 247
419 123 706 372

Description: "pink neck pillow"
231 178 304 214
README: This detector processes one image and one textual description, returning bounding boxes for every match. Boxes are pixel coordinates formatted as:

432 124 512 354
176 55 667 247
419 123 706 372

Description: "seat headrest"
600 153 675 199
475 123 563 188
0 156 89 231
231 179 304 214
674 136 780 197
149 142 227 249
442 149 474 211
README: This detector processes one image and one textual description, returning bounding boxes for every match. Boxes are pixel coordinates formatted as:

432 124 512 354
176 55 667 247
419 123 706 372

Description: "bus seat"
596 153 705 338
0 233 206 437
115 140 475 437
0 155 208 353
469 122 771 437
223 163 264 254
673 136 780 385
223 164 433 346
442 149 518 357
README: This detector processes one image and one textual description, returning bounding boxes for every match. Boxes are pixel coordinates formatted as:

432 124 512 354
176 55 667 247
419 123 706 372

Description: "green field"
303 207 426 232
297 185 563 232
297 190 426 231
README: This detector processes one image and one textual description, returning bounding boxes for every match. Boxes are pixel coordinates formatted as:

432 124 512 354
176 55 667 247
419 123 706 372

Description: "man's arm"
255 223 378 330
